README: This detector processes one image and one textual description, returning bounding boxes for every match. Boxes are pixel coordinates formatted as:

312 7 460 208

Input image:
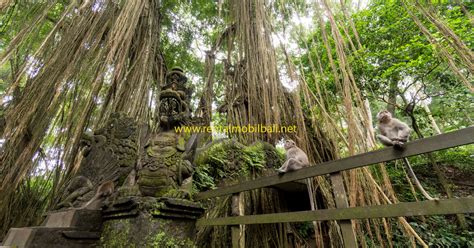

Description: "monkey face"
284 140 296 150
377 110 392 122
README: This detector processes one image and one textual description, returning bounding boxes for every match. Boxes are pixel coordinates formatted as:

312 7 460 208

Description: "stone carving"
158 67 192 128
56 176 93 209
56 67 199 208
56 113 140 209
137 67 198 199
100 67 203 247
7 67 204 248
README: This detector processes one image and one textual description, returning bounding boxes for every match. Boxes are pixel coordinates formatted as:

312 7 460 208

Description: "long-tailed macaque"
376 110 438 201
277 140 310 174
376 110 411 150
81 181 114 209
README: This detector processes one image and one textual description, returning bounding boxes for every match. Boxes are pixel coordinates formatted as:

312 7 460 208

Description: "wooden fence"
195 126 474 247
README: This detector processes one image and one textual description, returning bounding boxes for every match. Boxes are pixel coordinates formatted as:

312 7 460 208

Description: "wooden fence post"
231 193 242 248
330 172 357 247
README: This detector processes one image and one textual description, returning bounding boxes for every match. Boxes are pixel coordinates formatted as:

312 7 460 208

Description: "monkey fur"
376 110 438 201
277 140 309 174
81 180 114 209
376 110 411 150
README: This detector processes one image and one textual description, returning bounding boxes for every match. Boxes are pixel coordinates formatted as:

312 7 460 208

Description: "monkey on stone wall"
376 110 438 201
81 180 115 209
277 140 310 174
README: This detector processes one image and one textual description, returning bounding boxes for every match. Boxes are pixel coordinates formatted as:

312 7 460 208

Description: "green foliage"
193 141 284 191
100 220 133 248
400 145 474 173
381 145 474 246
435 145 474 171
239 143 266 174
406 145 472 175
148 231 195 248
349 1 473 132
392 216 474 247
430 87 474 131
383 145 473 202
193 163 216 191
1 0 472 245
0 2 68 95
293 222 314 240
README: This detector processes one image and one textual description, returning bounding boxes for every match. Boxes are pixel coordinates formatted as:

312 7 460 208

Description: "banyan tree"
0 0 472 247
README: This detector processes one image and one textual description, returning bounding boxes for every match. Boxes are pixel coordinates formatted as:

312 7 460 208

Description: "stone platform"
2 197 204 247
2 209 102 248
100 196 204 247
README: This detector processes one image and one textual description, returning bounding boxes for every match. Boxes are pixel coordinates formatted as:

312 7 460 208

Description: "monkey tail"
402 158 438 201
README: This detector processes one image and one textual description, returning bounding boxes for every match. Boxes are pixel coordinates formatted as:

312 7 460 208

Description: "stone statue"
56 67 200 210
137 67 198 199
38 67 203 247
99 67 203 247
55 113 140 209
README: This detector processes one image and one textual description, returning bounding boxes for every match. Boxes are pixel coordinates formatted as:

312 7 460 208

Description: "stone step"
62 230 101 240
3 209 102 248
42 209 102 231
3 227 99 248
2 228 32 248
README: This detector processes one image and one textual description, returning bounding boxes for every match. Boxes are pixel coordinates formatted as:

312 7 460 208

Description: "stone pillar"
99 196 203 247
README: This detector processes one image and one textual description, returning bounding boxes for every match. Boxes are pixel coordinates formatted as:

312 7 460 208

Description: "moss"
261 142 285 168
117 184 141 197
193 140 282 191
151 204 164 215
147 231 195 248
140 200 166 215
161 188 181 198
100 218 196 247
116 173 128 186
100 219 134 248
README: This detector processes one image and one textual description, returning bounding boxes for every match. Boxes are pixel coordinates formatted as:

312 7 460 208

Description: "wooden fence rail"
197 198 474 226
195 126 474 247
196 126 474 200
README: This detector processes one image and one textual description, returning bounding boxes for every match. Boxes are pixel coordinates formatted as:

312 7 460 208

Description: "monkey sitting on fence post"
277 139 309 174
376 110 438 201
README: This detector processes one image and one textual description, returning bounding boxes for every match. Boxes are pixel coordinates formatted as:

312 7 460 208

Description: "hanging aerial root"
402 158 439 201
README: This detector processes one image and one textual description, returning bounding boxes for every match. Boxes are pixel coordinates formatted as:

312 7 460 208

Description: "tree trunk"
387 78 398 114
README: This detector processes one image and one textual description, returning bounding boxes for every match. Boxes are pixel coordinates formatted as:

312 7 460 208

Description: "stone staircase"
1 209 102 248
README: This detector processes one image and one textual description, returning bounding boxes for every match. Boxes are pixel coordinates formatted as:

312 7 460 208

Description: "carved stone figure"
6 67 204 248
55 176 93 209
158 67 192 128
100 67 203 247
137 67 198 199
55 113 140 209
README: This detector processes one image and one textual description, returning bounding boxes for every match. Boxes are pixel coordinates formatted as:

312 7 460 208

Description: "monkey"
376 110 438 201
80 180 114 209
376 110 411 150
277 139 310 174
